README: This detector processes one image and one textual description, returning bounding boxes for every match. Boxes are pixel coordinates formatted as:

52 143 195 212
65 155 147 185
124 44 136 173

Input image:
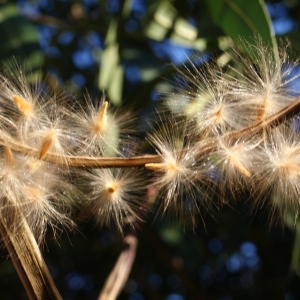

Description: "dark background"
0 0 300 299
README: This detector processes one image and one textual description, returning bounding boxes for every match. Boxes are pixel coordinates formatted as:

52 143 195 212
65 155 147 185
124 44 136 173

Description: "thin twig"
98 235 138 300
1 95 300 168
198 94 300 156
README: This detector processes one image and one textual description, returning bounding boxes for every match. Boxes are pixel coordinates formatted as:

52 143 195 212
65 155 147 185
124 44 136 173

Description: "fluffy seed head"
224 40 300 125
209 135 259 201
20 106 80 165
146 115 214 224
78 168 147 233
171 60 260 137
0 148 75 244
67 95 136 156
253 126 300 225
0 63 57 138
194 79 248 137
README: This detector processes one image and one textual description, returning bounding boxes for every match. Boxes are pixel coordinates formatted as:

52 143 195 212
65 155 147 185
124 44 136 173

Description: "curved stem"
2 95 300 168
98 235 138 300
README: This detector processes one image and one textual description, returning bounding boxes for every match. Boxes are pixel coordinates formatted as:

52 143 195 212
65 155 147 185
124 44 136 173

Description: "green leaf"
107 64 124 106
290 219 300 271
98 0 129 106
98 43 119 90
144 2 176 41
160 227 183 245
0 3 43 79
204 0 279 63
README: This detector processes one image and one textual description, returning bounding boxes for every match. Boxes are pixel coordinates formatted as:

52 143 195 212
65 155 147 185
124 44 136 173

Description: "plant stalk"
0 204 62 300
1 95 300 168
98 235 137 300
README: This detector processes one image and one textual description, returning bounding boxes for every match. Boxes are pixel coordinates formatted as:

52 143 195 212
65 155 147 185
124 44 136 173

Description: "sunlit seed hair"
66 94 137 157
0 61 80 168
253 125 300 225
194 78 249 137
22 108 79 166
0 62 57 137
77 167 147 234
177 62 257 137
224 39 300 125
211 135 259 201
146 114 213 224
0 148 75 244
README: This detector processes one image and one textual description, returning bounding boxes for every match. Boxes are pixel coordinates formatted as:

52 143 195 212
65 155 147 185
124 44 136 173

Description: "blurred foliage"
0 0 300 299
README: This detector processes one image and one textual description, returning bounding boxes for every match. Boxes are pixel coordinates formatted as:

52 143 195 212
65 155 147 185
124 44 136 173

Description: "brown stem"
197 94 300 155
0 204 62 300
2 95 300 168
0 132 163 167
98 235 138 300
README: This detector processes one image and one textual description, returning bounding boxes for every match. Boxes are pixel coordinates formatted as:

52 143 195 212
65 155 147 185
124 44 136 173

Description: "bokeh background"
0 0 300 299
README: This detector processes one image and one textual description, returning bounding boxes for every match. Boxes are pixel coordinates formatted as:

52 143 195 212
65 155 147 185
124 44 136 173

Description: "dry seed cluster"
0 42 300 241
